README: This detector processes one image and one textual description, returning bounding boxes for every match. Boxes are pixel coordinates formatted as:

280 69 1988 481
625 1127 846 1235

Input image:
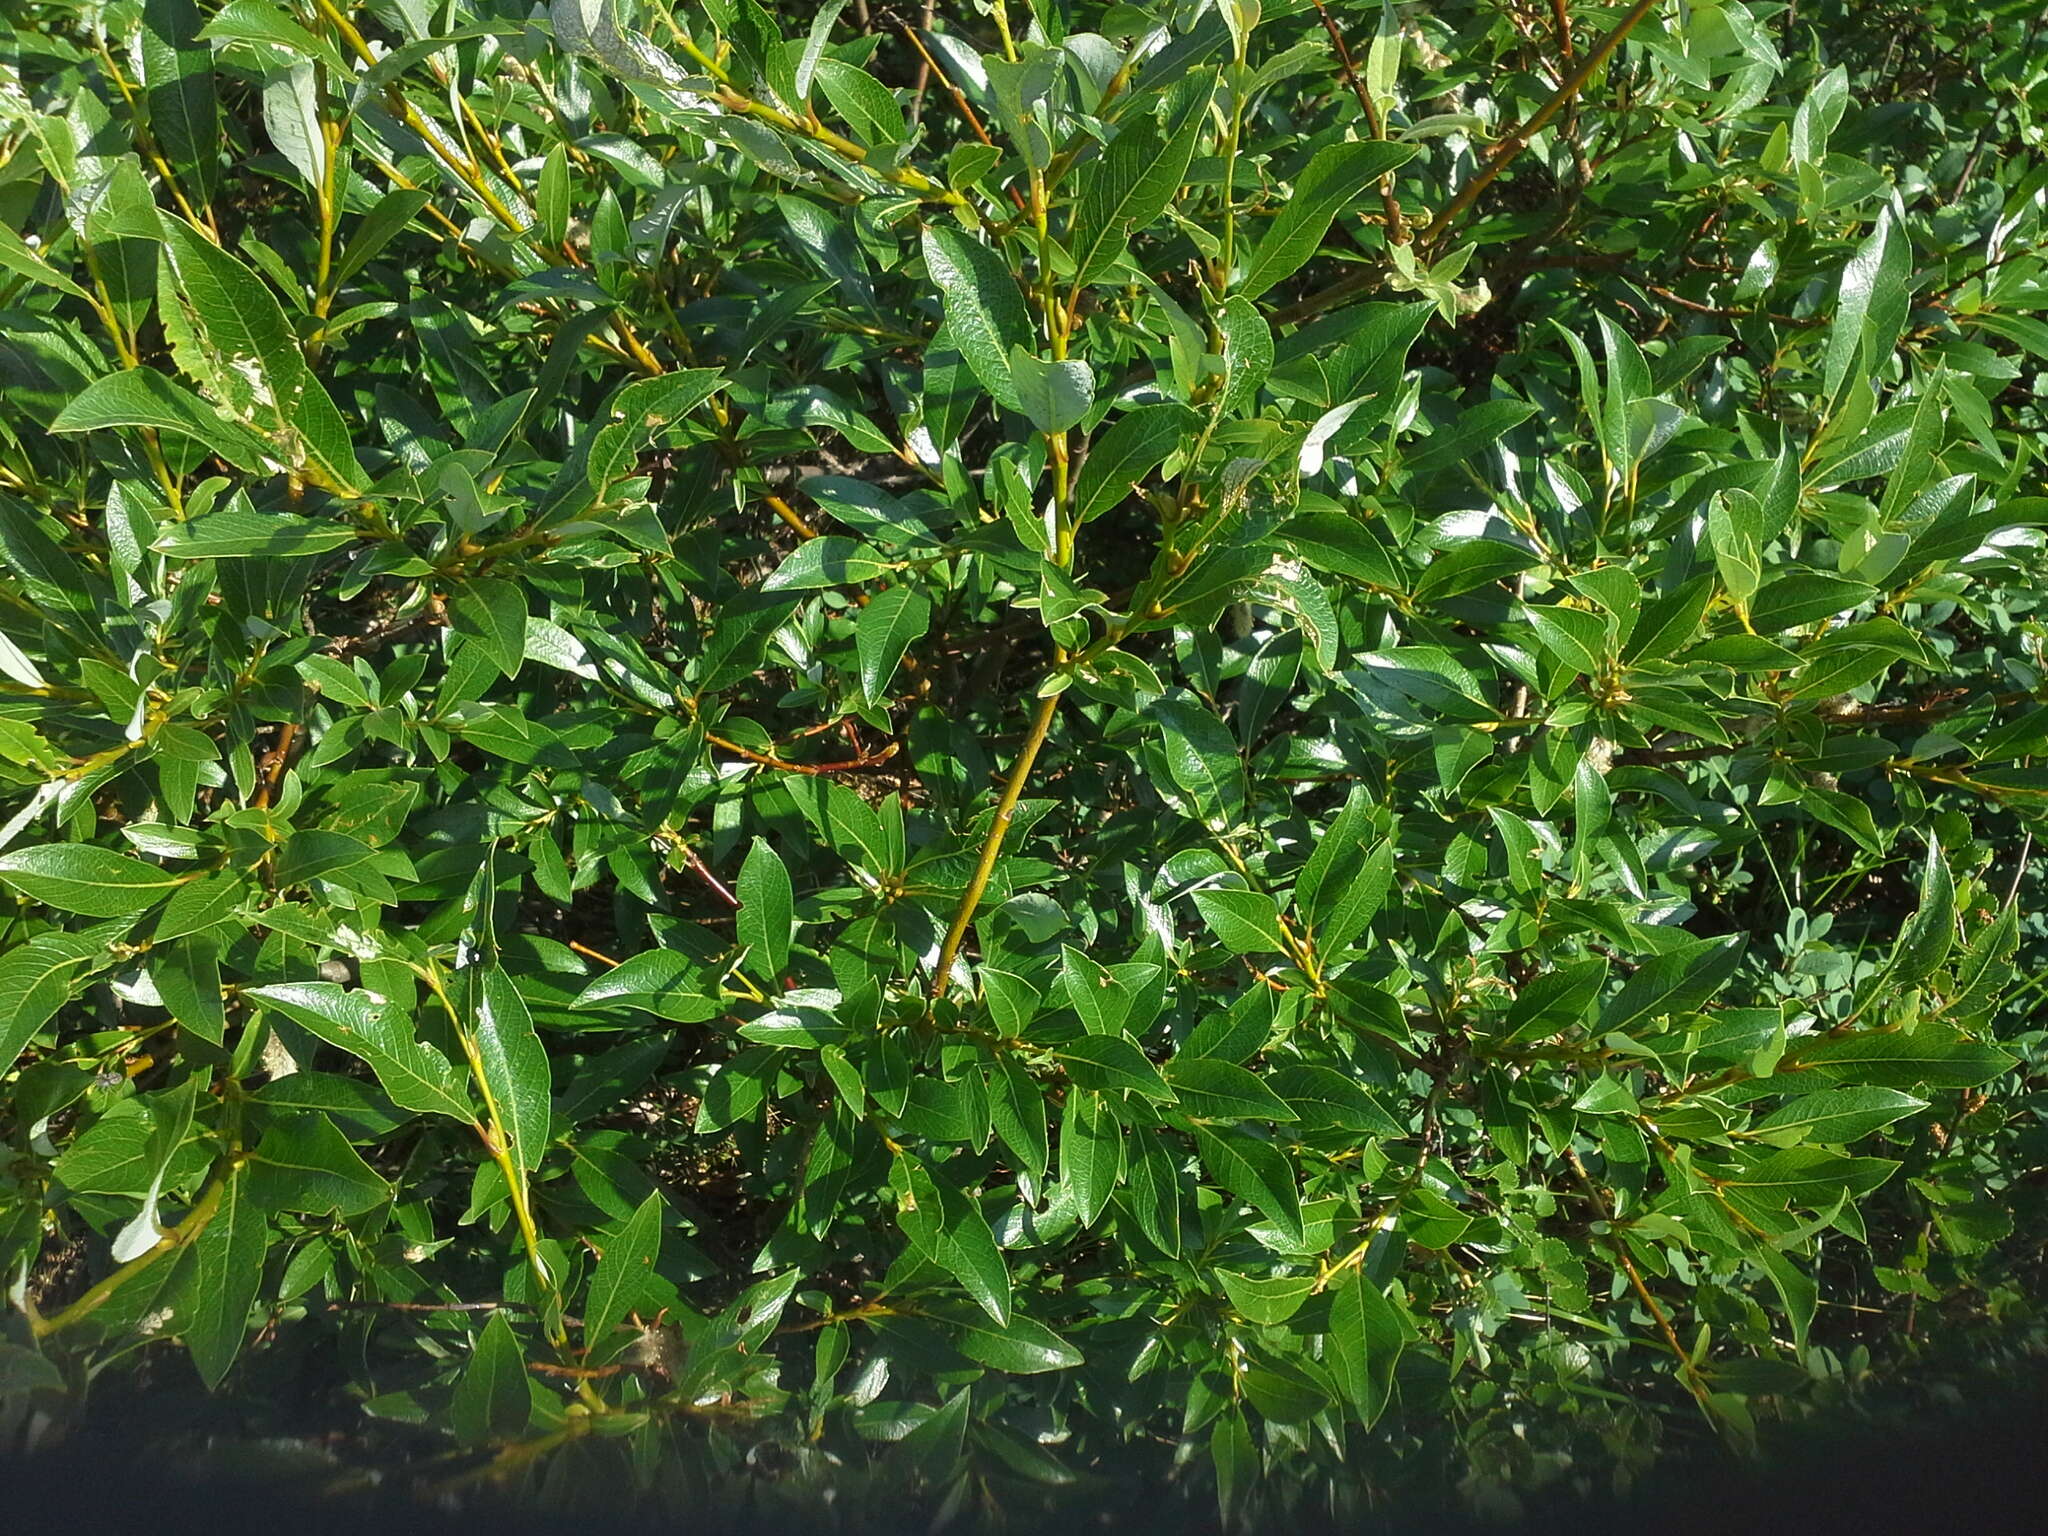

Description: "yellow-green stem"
928 689 1063 1002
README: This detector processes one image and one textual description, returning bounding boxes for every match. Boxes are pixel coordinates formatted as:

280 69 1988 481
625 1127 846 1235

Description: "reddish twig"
683 847 740 909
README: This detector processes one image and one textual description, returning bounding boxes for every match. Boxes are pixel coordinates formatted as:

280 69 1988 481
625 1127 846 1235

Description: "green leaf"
0 934 100 1075
1798 1028 2015 1090
571 950 720 1022
814 56 907 145
1327 1265 1406 1424
1279 511 1402 591
762 536 892 591
895 1154 1011 1325
1059 946 1148 1036
1071 404 1191 523
0 845 186 917
1150 694 1246 828
1070 85 1210 283
1193 1126 1303 1246
1055 1035 1175 1100
245 983 475 1123
1164 1057 1297 1122
1238 141 1416 299
139 0 220 204
1058 1089 1123 1226
1825 212 1888 401
921 224 1033 412
1218 1269 1316 1325
334 189 434 286
473 966 552 1173
1306 839 1394 955
450 1310 530 1445
1521 603 1608 675
1216 295 1273 414
1191 887 1288 955
936 1304 1083 1373
157 213 364 493
1888 839 1956 987
585 1191 664 1345
988 1053 1049 1187
737 837 795 977
154 937 225 1046
1749 570 1877 632
152 502 359 559
183 1166 266 1389
1266 1065 1405 1136
450 578 528 681
1402 398 1539 479
1010 349 1095 434
0 220 94 303
1754 1088 1926 1144
855 583 931 703
1598 936 1743 1033
1726 1148 1900 1208
536 145 571 248
246 1113 391 1214
50 369 276 473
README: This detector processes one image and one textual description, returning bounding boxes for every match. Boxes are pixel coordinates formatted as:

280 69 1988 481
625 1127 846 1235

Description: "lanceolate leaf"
1238 141 1417 299
0 933 101 1074
895 1154 1011 1326
1072 404 1190 523
472 965 552 1173
157 214 364 492
1070 85 1210 283
1194 1126 1303 1246
138 0 220 203
737 836 796 977
51 369 276 472
920 224 1033 411
0 845 187 918
855 583 931 703
584 1190 664 1344
183 1166 267 1389
245 983 475 1123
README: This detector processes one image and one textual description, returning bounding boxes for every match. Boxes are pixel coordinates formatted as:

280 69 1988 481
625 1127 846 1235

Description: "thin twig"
929 689 1062 1000
705 728 899 777
764 493 818 539
253 721 299 809
1419 0 1661 249
684 847 740 909
1312 1 1408 243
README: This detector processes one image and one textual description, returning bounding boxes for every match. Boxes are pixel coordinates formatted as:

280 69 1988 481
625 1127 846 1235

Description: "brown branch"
1550 0 1577 61
252 721 299 809
1419 0 1662 249
1312 1 1408 243
898 22 1031 214
683 847 740 909
1276 0 1665 325
1565 1149 1714 1410
704 728 899 777
1645 283 1816 327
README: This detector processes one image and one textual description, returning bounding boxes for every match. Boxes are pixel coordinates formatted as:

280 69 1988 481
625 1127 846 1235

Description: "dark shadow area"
6 1368 2046 1536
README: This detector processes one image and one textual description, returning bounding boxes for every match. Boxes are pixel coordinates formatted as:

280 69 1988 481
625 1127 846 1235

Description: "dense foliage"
2 0 2046 1523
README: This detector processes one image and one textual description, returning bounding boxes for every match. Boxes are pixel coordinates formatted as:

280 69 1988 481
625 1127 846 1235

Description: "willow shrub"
1 0 2045 1524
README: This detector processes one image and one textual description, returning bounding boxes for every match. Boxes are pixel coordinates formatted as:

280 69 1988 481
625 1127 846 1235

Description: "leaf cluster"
0 0 2045 1524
